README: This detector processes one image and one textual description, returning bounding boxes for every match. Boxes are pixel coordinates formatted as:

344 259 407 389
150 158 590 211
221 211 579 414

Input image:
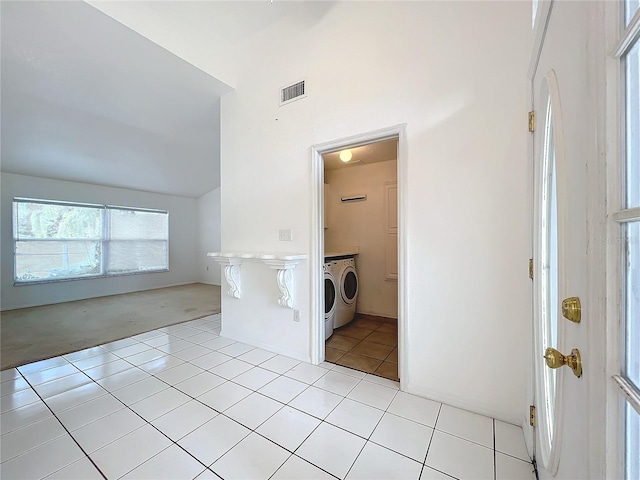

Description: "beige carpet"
0 283 221 370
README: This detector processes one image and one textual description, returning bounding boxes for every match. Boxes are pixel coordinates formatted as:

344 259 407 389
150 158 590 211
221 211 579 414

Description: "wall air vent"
280 80 306 106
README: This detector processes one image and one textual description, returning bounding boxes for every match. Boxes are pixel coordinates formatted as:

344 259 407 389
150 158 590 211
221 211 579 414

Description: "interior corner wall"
0 173 200 310
198 186 222 285
220 1 531 421
325 160 398 319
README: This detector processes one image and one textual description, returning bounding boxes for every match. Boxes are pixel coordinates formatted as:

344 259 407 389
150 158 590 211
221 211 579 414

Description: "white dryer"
323 262 338 340
334 257 358 328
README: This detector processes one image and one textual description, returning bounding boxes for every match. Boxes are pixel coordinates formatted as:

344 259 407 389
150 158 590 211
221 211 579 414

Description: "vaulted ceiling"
0 2 218 197
0 1 333 197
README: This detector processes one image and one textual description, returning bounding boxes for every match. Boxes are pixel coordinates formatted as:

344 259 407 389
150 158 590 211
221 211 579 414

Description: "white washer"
334 257 358 328
323 262 338 340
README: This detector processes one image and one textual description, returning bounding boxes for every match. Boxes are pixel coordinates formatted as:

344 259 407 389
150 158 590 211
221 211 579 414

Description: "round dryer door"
324 273 337 318
341 266 358 305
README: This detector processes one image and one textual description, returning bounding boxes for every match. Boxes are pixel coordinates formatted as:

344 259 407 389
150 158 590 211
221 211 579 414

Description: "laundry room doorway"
310 125 406 386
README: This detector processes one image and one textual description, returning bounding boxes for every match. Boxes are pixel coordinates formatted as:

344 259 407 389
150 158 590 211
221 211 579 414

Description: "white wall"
1 173 200 310
325 160 398 318
198 187 222 285
220 1 531 422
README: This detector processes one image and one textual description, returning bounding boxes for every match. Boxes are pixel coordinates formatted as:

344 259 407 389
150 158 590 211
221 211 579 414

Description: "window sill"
13 268 169 286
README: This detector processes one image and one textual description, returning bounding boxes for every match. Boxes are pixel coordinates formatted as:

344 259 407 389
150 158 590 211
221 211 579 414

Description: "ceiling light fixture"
339 150 352 162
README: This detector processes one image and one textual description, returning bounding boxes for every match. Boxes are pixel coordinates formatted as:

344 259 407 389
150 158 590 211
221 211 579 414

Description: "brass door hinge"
530 405 536 427
528 111 535 133
529 258 534 279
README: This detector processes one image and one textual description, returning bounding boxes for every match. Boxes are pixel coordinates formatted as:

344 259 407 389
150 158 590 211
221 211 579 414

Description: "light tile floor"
0 314 535 480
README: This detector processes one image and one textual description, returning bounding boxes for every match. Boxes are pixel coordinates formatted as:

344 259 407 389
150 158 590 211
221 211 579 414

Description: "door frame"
310 124 408 389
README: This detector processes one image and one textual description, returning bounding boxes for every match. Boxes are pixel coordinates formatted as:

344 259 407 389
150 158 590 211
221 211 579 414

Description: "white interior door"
530 2 591 477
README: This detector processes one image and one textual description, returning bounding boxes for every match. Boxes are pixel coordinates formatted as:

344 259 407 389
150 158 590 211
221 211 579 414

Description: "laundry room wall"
325 160 398 319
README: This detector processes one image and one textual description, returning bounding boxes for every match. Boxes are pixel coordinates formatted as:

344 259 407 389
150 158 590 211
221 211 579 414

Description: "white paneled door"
530 1 592 478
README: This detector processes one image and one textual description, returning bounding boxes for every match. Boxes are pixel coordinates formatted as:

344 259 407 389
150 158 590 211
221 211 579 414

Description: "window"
626 0 639 26
533 75 563 470
13 198 168 283
107 207 169 275
541 93 559 449
611 2 640 479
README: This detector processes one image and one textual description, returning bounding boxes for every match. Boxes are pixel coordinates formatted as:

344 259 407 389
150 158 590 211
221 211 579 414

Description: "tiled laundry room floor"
1 314 534 480
325 314 399 381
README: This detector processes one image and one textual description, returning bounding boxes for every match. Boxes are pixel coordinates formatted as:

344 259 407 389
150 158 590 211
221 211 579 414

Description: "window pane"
109 209 167 240
540 95 559 446
107 209 168 274
14 201 102 240
627 403 640 480
626 39 640 208
626 0 639 26
15 240 102 282
107 240 168 274
626 221 640 389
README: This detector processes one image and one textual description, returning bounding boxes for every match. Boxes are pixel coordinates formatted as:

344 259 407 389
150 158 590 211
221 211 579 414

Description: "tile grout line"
325 315 398 381
21 324 222 479
8 319 507 480
419 401 442 479
79 369 216 479
493 419 497 480
13 368 109 480
2 315 220 372
98 348 323 478
2 321 229 477
93 354 458 479
286 373 377 478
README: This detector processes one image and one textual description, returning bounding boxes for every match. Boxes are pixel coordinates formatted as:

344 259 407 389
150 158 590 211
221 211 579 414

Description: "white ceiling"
323 138 398 170
1 1 232 198
86 1 334 88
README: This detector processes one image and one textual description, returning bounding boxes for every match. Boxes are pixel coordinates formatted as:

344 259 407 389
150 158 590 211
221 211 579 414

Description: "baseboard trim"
220 327 311 364
405 381 522 426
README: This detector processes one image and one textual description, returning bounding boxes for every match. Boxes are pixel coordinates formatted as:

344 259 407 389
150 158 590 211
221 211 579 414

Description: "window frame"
13 197 169 285
606 2 640 479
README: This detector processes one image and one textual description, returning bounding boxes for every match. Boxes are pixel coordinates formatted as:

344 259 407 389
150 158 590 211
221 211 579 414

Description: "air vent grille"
280 80 306 105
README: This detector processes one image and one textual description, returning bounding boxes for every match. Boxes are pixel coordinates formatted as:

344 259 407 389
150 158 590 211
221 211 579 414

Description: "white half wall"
220 1 531 421
325 160 398 318
1 173 200 310
198 186 222 285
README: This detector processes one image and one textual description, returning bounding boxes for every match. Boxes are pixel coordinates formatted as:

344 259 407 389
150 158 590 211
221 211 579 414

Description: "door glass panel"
625 221 640 389
627 403 640 480
626 40 639 208
541 94 559 446
626 0 639 26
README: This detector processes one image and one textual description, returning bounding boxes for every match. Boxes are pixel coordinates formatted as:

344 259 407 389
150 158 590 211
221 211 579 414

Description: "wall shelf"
207 252 306 308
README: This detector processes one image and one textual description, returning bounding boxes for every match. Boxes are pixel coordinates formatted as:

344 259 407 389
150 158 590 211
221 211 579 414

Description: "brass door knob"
544 347 582 378
561 297 581 323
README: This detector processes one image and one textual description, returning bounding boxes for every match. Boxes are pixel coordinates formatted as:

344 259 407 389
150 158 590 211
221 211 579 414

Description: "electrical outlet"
293 309 300 322
279 229 292 241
